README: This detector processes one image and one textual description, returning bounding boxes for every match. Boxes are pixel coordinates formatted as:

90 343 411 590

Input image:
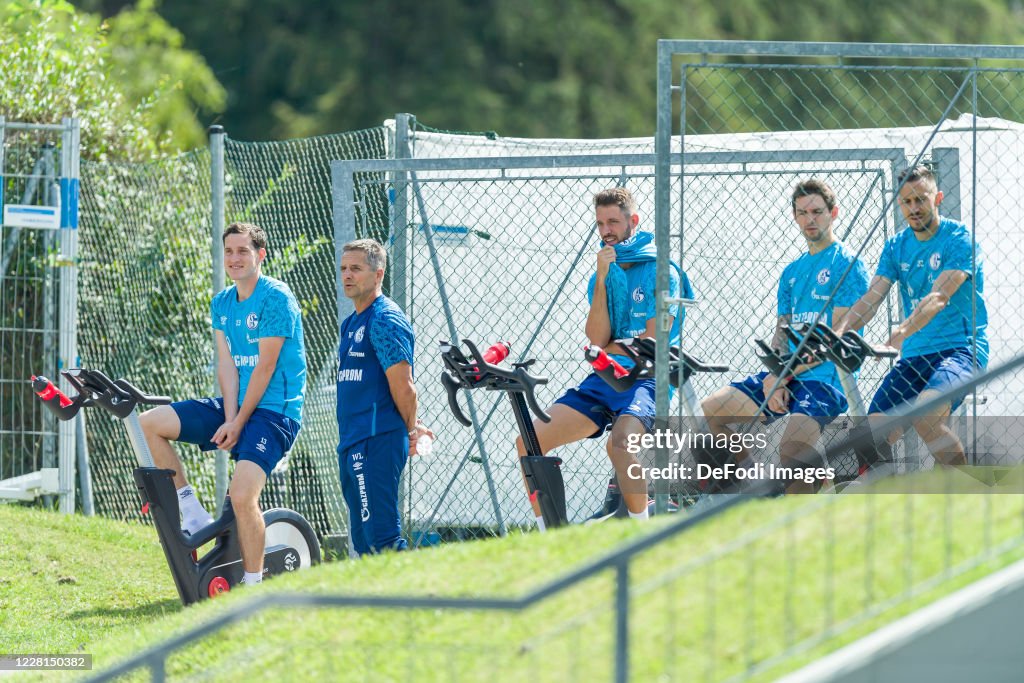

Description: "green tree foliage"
0 0 225 159
73 0 1024 143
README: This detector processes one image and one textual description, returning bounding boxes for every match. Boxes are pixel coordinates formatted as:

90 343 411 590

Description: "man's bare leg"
230 461 267 576
606 416 649 515
139 405 188 488
778 414 825 494
912 389 964 466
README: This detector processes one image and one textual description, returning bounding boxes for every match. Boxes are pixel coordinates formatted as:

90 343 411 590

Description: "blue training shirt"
876 217 988 366
777 241 869 387
336 295 415 452
587 262 689 367
211 275 306 422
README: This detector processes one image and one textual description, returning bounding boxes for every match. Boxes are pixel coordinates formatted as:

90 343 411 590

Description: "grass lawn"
2 474 1022 682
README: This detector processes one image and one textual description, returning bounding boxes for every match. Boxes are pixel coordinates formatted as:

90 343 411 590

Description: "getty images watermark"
624 428 836 485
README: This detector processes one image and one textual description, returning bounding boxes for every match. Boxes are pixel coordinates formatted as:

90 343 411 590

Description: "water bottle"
415 433 433 456
482 341 511 365
472 341 511 380
585 345 629 379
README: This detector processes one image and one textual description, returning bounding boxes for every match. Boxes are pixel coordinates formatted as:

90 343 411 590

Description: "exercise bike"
31 368 320 606
585 337 730 514
438 339 570 529
755 321 897 490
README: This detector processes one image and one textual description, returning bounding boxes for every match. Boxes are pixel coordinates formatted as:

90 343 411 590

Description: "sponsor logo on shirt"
348 350 365 358
233 354 260 367
337 368 363 382
792 312 822 324
246 313 259 330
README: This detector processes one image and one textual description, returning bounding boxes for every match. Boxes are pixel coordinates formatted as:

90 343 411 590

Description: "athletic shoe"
585 477 623 524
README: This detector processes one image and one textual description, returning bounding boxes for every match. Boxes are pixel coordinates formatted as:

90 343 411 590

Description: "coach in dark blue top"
835 165 988 467
337 239 433 556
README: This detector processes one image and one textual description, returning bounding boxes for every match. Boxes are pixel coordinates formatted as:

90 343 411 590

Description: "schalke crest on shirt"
354 325 365 343
246 312 259 330
816 268 831 285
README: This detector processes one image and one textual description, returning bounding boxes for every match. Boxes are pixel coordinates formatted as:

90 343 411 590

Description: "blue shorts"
554 372 656 438
338 429 409 556
730 372 847 428
171 398 300 477
868 348 979 415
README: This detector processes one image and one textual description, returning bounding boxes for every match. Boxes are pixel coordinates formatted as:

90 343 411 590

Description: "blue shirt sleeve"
876 237 899 282
211 293 225 333
836 258 870 308
370 310 415 371
259 288 300 339
777 263 793 317
586 273 596 306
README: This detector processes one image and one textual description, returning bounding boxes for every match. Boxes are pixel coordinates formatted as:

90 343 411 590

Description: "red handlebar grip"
31 375 73 408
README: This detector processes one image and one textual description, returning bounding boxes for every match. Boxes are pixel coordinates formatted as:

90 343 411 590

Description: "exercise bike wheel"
263 508 321 570
208 576 230 598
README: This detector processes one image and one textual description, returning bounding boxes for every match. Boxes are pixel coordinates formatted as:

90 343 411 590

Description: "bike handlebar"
586 337 729 392
439 339 551 426
784 322 897 374
30 368 171 422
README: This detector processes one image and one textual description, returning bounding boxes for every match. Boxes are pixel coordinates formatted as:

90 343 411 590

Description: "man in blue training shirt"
701 179 869 493
835 165 988 467
141 222 306 586
336 239 432 556
514 187 688 526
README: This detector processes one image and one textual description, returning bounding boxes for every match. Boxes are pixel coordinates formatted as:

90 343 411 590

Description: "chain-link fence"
652 43 1024 497
74 127 387 548
0 119 77 510
13 42 1024 560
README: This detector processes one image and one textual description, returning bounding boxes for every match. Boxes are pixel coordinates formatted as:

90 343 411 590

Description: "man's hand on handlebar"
883 328 907 354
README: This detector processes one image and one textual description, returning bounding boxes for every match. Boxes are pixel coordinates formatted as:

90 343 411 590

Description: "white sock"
242 571 262 585
535 515 546 532
177 485 213 532
628 507 649 521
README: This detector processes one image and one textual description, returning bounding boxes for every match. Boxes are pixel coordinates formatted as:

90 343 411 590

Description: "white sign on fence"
3 204 59 229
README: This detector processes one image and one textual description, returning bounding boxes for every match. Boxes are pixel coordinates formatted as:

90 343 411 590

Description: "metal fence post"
615 559 630 683
392 114 412 310
209 125 229 508
58 117 80 514
654 41 674 515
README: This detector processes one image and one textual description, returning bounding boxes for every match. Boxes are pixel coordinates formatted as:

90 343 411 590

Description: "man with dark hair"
834 165 988 466
701 179 869 493
336 238 432 555
141 221 307 585
514 187 691 526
